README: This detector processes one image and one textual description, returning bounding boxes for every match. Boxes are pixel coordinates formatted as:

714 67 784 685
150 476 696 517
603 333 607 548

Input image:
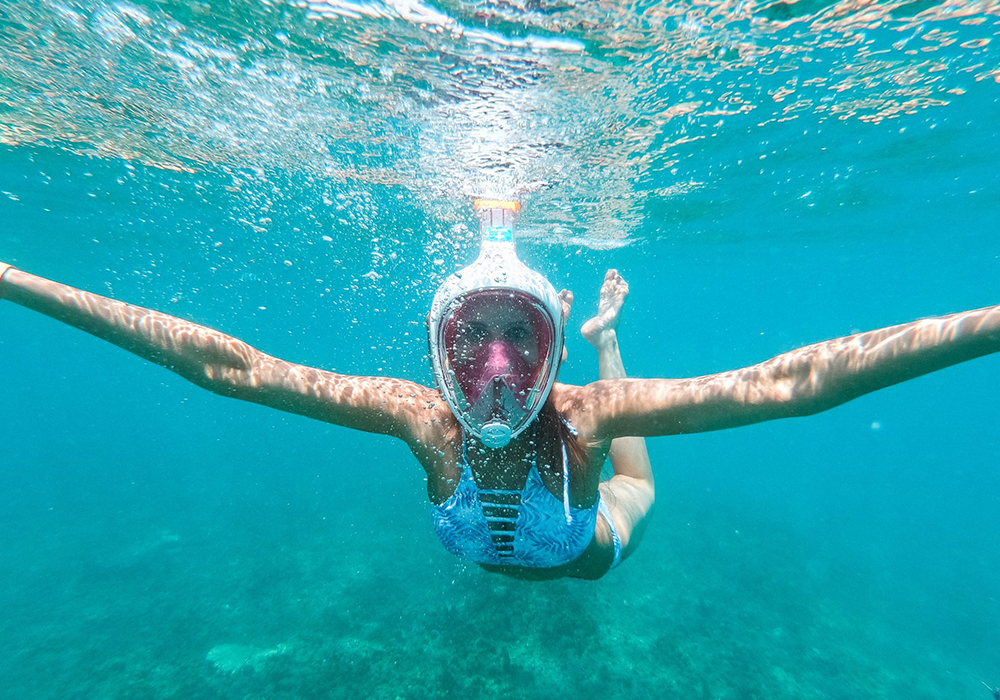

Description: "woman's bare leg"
582 270 655 562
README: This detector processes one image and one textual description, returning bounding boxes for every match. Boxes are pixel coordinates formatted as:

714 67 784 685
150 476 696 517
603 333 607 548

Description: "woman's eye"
465 323 488 342
505 325 528 342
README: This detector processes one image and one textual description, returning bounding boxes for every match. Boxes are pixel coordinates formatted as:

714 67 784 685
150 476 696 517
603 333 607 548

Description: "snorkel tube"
428 199 564 449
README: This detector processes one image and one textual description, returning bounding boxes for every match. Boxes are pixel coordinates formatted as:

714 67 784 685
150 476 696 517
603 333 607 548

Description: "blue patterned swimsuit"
431 427 600 568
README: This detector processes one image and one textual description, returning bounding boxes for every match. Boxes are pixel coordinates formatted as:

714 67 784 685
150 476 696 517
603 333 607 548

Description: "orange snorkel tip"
473 198 521 214
473 198 520 236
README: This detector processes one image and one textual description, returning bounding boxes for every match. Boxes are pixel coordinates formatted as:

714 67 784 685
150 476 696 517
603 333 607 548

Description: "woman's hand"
0 261 14 285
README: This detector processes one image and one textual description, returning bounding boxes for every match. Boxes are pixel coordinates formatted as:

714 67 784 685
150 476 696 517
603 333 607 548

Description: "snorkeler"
2 198 1000 580
983 681 1000 700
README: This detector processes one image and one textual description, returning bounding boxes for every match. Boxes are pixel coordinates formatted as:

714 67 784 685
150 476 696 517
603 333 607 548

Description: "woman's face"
442 290 557 408
452 303 541 367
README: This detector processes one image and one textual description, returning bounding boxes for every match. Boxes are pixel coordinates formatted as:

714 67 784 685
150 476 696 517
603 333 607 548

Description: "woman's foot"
582 269 629 347
558 288 574 323
557 289 573 363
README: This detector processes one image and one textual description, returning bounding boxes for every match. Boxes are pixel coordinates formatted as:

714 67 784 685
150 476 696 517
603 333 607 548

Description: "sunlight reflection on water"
0 0 997 243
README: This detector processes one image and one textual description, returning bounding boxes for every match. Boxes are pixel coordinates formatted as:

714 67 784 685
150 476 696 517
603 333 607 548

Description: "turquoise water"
2 0 1000 697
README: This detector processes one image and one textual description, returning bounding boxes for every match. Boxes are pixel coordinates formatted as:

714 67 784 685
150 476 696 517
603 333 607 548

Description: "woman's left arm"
583 303 1000 439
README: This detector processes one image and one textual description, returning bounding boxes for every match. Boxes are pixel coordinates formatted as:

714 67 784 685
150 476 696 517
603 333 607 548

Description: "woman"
1 199 998 580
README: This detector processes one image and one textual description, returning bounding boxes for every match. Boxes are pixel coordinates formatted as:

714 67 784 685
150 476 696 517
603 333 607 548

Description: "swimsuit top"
431 426 598 568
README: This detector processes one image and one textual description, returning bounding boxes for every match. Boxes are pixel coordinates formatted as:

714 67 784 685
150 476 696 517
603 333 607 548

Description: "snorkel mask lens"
439 290 556 447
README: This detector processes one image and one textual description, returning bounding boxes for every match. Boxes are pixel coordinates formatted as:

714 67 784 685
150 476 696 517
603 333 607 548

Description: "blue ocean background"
2 0 1000 697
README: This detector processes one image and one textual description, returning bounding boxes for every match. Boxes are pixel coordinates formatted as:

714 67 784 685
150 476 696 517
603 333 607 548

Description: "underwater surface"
1 0 1000 697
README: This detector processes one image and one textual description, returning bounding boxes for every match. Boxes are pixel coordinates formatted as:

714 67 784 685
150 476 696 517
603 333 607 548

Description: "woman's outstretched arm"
0 264 443 442
581 302 1000 439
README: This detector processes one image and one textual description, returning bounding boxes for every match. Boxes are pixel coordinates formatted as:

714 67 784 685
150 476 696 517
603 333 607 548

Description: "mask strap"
562 438 571 525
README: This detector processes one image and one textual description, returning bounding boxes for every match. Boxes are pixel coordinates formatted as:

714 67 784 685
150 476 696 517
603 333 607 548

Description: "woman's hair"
536 399 590 479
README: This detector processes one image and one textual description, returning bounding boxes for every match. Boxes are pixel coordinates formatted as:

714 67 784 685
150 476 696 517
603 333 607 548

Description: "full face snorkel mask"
428 200 564 449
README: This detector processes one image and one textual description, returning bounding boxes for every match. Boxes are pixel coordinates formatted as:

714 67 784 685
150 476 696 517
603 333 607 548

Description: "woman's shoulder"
549 382 599 435
405 396 464 480
406 385 458 435
549 381 599 407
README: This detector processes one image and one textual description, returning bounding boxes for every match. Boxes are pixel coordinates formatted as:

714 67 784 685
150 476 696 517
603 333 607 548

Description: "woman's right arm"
577 301 1000 440
0 264 444 442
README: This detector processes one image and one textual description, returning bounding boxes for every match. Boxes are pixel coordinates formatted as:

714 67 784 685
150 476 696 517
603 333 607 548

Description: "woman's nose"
486 340 513 371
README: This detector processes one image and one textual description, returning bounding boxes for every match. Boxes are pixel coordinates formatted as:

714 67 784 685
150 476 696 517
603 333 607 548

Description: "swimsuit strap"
561 437 571 525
